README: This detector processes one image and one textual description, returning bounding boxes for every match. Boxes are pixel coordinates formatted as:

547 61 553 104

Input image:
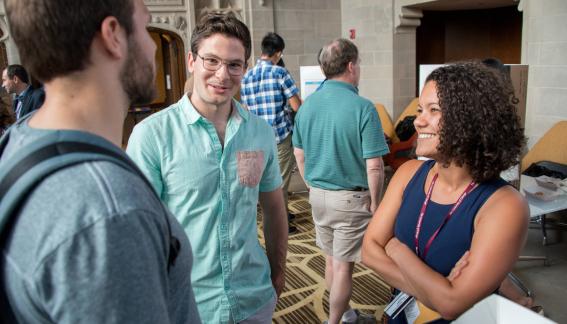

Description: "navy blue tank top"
395 160 508 276
387 160 508 324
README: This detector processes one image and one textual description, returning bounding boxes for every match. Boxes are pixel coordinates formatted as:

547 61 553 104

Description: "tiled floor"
258 194 389 323
512 215 567 324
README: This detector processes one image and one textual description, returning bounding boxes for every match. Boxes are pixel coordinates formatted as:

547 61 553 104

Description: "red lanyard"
414 173 478 259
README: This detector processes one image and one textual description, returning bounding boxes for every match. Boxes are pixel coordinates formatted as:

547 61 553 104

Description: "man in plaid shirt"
241 32 302 233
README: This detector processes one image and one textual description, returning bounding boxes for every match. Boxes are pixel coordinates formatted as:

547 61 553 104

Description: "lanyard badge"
384 291 414 319
386 173 478 322
414 173 478 259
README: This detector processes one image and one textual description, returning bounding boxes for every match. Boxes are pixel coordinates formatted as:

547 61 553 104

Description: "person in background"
362 62 528 323
1 0 200 323
241 32 302 234
127 12 288 323
2 64 45 120
293 38 388 324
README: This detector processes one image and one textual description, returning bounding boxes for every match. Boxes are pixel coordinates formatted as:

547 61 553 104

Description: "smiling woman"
361 62 528 323
413 81 442 159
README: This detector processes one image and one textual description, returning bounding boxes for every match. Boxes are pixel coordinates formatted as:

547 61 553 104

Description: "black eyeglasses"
195 53 245 76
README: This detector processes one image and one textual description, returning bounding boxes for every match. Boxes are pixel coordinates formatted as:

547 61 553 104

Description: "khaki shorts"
309 187 372 262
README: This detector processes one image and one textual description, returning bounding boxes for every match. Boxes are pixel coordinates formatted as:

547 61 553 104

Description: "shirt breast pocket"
237 151 265 187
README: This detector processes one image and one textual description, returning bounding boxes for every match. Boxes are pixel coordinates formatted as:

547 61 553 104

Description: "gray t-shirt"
1 121 201 323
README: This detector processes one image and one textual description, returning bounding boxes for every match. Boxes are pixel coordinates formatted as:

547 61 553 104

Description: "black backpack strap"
0 137 179 322
0 141 133 204
0 138 179 267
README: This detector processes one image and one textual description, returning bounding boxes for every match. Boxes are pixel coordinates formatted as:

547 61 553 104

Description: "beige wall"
274 0 341 86
253 1 400 119
341 0 395 115
242 0 275 63
242 0 341 89
521 0 567 147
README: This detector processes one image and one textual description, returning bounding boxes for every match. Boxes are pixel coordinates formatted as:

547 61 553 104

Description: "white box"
453 294 555 324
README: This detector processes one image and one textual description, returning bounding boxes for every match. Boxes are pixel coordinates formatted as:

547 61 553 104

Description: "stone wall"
341 0 395 116
146 0 195 56
273 0 341 85
242 0 275 64
521 0 567 147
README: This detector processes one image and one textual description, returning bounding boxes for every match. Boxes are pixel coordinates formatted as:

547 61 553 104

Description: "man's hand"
366 157 384 216
272 271 286 297
259 189 288 299
448 251 470 282
370 201 378 214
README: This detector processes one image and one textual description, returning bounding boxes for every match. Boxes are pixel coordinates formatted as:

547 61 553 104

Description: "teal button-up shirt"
127 95 282 323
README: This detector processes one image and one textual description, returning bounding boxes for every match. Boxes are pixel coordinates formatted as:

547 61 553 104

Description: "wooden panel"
150 31 167 105
417 6 522 65
489 8 522 63
445 13 492 61
162 33 187 103
416 11 445 64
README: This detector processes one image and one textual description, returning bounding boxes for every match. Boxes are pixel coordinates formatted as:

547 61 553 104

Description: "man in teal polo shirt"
292 38 389 324
127 13 288 324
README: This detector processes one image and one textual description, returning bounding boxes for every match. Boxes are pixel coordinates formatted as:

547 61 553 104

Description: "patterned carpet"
257 195 391 324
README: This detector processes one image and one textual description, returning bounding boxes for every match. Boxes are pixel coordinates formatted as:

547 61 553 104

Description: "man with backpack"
0 0 200 323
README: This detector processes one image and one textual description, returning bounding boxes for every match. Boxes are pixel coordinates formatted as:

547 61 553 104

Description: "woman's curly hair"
426 61 526 183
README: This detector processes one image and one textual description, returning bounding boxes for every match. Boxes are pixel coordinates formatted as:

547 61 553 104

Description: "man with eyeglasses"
240 33 302 235
127 12 288 324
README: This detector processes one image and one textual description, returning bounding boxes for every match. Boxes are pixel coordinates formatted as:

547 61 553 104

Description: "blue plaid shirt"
241 59 299 144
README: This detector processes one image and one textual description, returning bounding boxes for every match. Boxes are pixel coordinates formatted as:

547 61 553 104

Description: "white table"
520 175 567 245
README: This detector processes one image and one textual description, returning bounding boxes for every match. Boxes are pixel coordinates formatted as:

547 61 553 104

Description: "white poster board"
418 64 444 95
300 66 325 100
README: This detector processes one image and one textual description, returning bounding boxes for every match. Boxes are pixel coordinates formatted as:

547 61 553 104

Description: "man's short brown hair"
5 64 29 84
5 0 135 82
190 12 251 62
318 38 359 79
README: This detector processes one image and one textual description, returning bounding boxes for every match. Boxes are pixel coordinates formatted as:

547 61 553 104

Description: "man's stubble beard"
121 38 157 107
